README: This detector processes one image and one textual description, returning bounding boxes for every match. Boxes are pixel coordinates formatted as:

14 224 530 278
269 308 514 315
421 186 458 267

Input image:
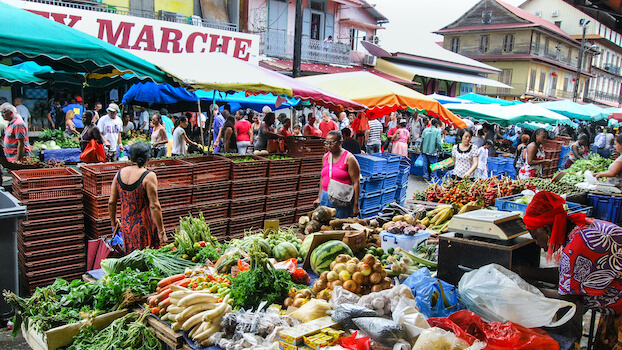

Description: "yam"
305 219 322 235
311 206 338 223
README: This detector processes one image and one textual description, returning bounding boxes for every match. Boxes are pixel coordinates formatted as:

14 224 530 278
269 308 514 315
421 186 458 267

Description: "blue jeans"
422 154 438 181
590 145 612 159
367 143 380 154
320 190 353 219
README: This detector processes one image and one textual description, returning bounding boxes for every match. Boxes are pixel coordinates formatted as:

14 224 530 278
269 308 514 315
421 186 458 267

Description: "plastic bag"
358 290 392 317
331 286 361 309
428 310 559 350
392 297 429 340
414 154 424 168
332 304 378 330
80 139 105 163
412 327 483 350
339 331 370 350
272 258 297 273
403 268 464 318
288 299 331 323
353 317 404 347
458 264 576 328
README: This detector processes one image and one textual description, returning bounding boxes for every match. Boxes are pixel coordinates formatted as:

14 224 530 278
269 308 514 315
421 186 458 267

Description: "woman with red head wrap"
524 191 622 349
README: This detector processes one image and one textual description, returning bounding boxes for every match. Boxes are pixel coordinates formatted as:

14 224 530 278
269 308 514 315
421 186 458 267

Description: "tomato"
199 241 206 247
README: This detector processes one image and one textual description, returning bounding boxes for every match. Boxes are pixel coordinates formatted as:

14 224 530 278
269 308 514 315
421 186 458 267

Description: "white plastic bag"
458 264 576 328
412 327 484 350
392 297 429 340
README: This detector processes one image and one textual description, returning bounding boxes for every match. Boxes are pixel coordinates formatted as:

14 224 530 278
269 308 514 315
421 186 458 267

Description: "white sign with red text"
13 0 260 65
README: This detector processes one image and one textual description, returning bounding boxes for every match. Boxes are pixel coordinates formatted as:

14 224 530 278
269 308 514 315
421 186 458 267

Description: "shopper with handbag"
79 111 105 163
314 130 361 218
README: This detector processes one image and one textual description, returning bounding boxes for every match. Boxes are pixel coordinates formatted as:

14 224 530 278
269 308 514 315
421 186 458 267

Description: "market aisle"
0 327 28 349
406 173 430 201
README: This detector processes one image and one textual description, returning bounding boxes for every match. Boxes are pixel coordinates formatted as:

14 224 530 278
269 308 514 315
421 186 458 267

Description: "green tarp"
455 93 523 106
0 63 46 86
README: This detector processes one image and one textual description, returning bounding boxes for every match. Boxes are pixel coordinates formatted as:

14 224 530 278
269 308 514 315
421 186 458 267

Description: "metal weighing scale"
438 209 539 285
447 209 529 240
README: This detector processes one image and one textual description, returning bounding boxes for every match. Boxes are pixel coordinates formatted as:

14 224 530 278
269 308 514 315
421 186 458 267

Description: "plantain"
427 205 451 218
458 201 482 214
420 217 430 226
430 207 451 225
433 207 454 226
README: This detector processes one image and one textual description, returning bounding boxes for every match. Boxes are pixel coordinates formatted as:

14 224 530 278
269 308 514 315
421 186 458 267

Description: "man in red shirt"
1 103 30 162
303 114 322 137
318 111 338 138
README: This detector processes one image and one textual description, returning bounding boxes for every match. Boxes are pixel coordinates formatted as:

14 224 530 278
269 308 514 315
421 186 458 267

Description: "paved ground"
0 326 28 349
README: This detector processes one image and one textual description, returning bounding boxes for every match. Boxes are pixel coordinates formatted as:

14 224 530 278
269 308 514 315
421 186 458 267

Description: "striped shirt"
367 119 382 145
4 115 30 162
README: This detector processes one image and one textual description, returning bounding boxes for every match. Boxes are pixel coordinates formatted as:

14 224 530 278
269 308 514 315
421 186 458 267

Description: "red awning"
259 59 419 85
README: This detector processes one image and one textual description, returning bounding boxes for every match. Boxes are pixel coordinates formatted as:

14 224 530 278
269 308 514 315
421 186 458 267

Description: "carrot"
174 278 192 288
157 273 186 288
158 297 171 309
156 287 174 303
147 295 158 306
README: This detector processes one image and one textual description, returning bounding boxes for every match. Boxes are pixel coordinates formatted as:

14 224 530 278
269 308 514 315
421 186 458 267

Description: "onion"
292 298 304 308
343 280 358 293
320 271 329 282
371 284 383 293
284 297 294 307
352 272 363 285
369 272 381 285
363 254 376 266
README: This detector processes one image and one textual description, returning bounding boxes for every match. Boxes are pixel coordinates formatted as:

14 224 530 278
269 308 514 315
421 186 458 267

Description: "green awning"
0 63 46 86
455 93 523 106
536 100 608 121
0 1 172 84
445 102 577 128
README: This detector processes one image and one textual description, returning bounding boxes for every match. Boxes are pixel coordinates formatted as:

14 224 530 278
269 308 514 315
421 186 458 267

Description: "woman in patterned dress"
108 142 166 253
524 191 622 349
518 128 552 179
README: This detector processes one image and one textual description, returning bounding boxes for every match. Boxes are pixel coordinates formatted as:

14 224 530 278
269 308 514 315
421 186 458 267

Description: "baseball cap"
159 108 169 115
76 96 83 102
107 103 120 113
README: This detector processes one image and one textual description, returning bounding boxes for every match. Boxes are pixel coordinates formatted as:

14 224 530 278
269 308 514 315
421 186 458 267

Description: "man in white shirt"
338 112 350 130
97 103 124 161
138 106 150 134
14 97 31 127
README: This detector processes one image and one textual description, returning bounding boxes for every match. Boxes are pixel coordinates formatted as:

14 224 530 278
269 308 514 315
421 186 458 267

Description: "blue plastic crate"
355 154 387 176
496 194 582 213
360 192 382 210
372 153 401 175
395 185 408 200
398 194 407 206
397 167 409 184
488 158 501 173
384 175 398 188
381 186 398 205
361 177 383 194
360 206 381 219
558 146 571 171
588 194 622 223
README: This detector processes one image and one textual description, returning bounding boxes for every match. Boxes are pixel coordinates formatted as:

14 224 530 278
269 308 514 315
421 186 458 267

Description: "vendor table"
437 232 540 285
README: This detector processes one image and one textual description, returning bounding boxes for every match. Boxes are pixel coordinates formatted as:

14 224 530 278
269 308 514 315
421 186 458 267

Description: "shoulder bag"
327 152 354 207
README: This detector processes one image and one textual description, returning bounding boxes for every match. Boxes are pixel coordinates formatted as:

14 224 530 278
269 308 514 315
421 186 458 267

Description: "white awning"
375 59 513 89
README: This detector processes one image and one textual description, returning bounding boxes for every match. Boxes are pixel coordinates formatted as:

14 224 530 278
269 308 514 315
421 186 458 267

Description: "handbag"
80 139 105 163
327 152 354 207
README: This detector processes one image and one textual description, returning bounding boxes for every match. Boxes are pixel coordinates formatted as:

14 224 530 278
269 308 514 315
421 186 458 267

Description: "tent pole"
197 99 205 148
205 90 217 154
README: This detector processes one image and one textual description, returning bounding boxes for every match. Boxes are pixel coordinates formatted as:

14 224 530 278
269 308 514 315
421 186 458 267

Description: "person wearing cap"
63 96 85 129
390 119 410 157
522 191 622 349
98 103 124 161
159 108 174 140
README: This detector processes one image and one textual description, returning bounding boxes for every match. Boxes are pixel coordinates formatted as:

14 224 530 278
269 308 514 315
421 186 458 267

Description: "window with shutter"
450 37 460 53
503 34 514 52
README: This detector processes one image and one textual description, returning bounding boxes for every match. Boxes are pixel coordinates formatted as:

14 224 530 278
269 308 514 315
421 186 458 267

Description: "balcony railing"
587 89 621 103
604 64 621 75
259 30 351 65
25 0 238 31
551 89 574 99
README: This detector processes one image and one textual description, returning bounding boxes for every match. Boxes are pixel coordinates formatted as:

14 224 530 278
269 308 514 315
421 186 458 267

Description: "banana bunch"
419 201 482 232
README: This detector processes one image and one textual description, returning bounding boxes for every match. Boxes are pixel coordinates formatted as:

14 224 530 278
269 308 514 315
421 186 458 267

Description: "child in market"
476 140 493 179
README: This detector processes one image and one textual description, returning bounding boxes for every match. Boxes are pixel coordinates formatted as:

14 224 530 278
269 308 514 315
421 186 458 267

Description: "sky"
371 0 526 53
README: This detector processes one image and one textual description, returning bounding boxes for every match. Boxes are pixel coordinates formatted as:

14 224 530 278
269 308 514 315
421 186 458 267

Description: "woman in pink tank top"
315 130 361 218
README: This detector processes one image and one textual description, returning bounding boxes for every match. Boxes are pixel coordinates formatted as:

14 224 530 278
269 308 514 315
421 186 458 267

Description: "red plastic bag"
428 310 559 350
272 258 297 273
339 331 370 350
80 139 105 163
237 260 250 272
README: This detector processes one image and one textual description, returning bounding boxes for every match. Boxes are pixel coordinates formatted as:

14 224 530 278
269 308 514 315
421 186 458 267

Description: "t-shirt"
595 133 607 148
452 144 479 179
609 155 622 188
4 116 30 162
16 105 31 127
139 111 150 131
123 122 135 138
342 138 361 154
606 133 615 149
303 124 322 137
318 120 338 138
212 114 225 143
97 115 123 149
172 126 187 155
63 104 84 128
161 116 174 140
367 119 382 145
235 120 251 142
477 146 488 170
339 118 350 130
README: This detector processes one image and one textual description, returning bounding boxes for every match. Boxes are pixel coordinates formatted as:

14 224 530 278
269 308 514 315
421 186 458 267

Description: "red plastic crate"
13 184 82 202
147 159 193 188
158 186 192 207
286 136 325 157
192 181 231 204
82 191 120 219
295 205 314 221
81 162 130 196
19 214 84 235
266 192 297 212
543 140 563 151
265 208 296 226
228 213 265 237
230 196 266 217
19 253 85 274
11 167 82 190
84 214 113 238
299 155 324 173
231 178 267 198
554 136 572 145
194 200 230 220
21 272 85 295
18 242 84 261
266 175 299 195
18 232 84 251
206 218 229 240
298 172 321 190
181 155 231 183
218 155 269 180
23 203 83 221
19 262 86 285
22 194 83 211
258 154 301 176
297 189 319 207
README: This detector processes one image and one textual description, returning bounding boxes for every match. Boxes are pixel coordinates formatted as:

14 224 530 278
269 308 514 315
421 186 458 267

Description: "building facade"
520 0 622 106
435 0 592 102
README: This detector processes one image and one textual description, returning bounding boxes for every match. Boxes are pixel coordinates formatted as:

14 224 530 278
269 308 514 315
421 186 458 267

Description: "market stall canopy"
374 58 512 89
122 82 299 113
517 122 553 131
536 100 608 121
297 71 466 128
0 1 172 84
445 102 576 128
0 63 46 86
427 93 475 105
146 52 365 111
455 93 523 106
581 103 611 121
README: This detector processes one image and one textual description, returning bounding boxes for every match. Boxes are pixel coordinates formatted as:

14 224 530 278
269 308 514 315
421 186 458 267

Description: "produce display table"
42 148 81 163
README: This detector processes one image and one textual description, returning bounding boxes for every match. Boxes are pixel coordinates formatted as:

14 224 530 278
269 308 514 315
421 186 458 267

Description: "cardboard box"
278 316 340 345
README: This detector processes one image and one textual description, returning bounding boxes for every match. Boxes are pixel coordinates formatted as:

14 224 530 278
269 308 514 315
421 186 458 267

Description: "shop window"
479 35 489 53
539 72 546 92
503 34 514 52
450 37 460 53
554 21 562 28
